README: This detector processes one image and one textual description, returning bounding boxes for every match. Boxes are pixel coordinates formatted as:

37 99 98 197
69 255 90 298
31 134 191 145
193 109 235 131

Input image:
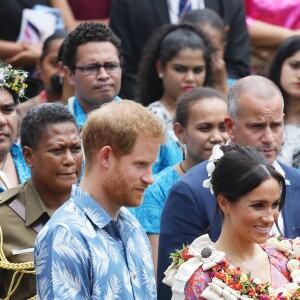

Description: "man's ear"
63 66 75 86
224 116 235 142
22 146 34 168
173 122 186 144
97 146 113 168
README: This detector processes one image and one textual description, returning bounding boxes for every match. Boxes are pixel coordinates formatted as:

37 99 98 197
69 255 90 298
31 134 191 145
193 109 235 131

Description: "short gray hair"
228 75 284 120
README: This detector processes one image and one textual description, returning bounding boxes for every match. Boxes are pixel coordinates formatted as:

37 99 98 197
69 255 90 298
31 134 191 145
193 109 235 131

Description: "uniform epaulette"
0 182 26 205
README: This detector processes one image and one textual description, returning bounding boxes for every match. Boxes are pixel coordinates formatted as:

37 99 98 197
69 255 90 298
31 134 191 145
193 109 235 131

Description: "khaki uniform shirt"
0 179 50 300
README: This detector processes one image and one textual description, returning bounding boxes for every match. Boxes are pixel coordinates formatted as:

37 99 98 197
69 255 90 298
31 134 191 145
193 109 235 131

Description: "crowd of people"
1 1 300 299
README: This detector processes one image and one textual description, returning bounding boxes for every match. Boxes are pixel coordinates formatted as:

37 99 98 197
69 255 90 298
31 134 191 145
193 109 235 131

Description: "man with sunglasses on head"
63 22 122 130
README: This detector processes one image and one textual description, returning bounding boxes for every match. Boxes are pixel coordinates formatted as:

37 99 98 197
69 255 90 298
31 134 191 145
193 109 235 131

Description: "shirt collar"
71 185 139 229
68 95 121 129
272 160 285 177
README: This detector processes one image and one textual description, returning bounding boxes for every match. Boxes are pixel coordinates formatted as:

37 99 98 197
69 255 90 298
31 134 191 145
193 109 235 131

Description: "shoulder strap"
7 198 44 234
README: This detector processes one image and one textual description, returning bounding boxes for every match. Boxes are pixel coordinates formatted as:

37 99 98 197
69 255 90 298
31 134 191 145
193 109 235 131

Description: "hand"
6 43 42 67
211 53 229 95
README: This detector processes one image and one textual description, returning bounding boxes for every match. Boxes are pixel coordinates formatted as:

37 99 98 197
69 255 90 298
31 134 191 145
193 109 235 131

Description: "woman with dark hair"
269 36 300 169
137 23 216 142
163 144 296 299
182 8 230 91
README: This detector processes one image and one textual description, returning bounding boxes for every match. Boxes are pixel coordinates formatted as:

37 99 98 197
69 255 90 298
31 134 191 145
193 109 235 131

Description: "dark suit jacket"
110 0 250 99
157 160 300 299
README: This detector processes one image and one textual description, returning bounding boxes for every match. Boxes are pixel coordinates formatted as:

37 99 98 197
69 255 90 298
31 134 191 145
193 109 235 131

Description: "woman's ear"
217 194 230 215
173 122 186 144
156 60 164 79
22 146 34 168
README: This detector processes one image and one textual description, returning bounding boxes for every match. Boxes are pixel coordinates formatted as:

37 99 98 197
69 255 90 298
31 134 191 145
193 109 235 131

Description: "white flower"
268 287 276 296
206 161 215 176
252 278 262 284
202 179 214 195
287 259 300 272
290 269 300 279
240 273 248 283
202 145 224 195
292 238 300 258
265 237 280 248
211 144 224 161
286 282 298 294
277 239 292 252
275 287 288 295
203 178 211 189
292 276 300 285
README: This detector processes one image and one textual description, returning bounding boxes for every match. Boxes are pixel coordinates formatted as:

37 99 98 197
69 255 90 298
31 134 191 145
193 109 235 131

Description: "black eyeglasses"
74 62 121 76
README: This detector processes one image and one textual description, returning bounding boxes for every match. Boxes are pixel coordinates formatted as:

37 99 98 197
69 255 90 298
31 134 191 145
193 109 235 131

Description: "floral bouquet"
163 235 300 300
0 61 28 99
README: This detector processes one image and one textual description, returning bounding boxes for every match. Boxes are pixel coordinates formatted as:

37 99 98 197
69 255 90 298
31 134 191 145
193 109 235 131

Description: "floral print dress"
184 247 290 299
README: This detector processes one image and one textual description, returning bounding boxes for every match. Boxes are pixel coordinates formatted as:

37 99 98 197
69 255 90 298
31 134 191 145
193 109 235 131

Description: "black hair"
181 8 226 43
137 23 215 106
40 30 69 63
269 35 300 112
211 145 286 211
62 22 122 72
175 87 225 127
20 103 78 150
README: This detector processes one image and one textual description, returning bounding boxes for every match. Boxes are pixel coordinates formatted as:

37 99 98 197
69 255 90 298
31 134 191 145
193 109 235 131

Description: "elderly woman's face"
0 89 17 156
29 122 82 194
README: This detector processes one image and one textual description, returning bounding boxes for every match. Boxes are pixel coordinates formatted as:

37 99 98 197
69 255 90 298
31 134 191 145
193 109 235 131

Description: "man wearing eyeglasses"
62 22 122 129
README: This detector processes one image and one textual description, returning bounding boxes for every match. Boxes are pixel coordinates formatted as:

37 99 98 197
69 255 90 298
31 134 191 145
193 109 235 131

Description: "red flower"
229 281 243 291
181 246 193 261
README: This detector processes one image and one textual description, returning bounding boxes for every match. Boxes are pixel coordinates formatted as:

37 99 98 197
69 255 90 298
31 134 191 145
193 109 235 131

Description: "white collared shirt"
168 0 205 24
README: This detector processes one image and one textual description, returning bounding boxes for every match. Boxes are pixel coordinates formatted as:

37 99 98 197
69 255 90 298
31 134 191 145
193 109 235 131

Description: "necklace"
0 155 7 171
179 162 186 174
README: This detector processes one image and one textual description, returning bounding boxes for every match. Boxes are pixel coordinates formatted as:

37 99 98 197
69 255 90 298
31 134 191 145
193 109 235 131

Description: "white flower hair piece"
203 144 224 195
0 61 28 99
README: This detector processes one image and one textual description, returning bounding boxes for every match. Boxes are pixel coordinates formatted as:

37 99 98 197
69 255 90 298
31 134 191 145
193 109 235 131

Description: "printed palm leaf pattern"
52 261 83 298
52 227 89 264
35 185 157 299
104 275 122 300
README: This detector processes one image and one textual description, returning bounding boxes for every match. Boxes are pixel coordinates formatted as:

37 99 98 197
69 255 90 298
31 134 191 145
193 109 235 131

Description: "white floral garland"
203 144 224 194
163 235 300 300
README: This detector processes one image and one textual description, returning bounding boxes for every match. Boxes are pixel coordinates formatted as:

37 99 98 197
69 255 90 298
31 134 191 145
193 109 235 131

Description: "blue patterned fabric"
0 144 31 192
135 166 180 234
35 185 156 300
66 96 121 130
